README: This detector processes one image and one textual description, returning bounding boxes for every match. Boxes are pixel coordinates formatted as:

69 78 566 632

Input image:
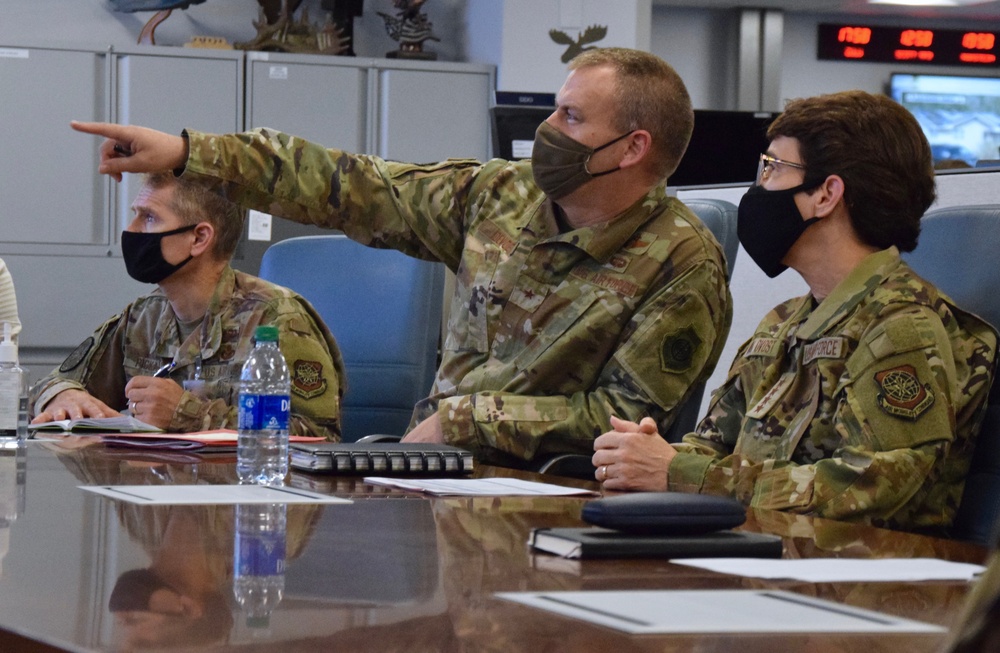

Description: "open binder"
290 442 475 476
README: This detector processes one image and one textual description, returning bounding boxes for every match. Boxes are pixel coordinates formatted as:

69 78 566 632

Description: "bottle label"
235 530 287 576
0 375 19 431
238 394 290 431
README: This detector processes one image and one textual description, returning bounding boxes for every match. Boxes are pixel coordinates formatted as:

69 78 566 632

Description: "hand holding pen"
123 362 183 428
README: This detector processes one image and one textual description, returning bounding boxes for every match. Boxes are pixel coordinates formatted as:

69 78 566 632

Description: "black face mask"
121 224 197 284
737 184 820 278
531 121 632 200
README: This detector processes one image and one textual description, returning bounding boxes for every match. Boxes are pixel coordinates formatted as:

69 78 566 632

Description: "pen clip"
153 361 176 378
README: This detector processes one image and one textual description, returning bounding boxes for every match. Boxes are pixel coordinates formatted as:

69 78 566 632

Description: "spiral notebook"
289 442 475 476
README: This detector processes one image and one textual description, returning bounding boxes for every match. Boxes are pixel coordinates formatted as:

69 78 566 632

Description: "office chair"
901 204 1000 546
539 199 739 479
259 235 445 442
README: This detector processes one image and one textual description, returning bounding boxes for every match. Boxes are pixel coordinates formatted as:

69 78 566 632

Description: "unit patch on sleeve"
660 326 702 373
59 337 95 373
291 359 327 399
874 364 934 420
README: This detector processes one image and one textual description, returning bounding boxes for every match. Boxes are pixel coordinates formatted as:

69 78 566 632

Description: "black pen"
153 361 176 378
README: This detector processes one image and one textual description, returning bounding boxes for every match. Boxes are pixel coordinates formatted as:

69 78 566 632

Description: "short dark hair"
142 172 245 260
767 90 935 252
569 48 694 180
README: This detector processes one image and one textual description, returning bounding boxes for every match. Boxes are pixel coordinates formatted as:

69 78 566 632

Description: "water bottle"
233 503 286 632
237 325 290 486
0 323 27 443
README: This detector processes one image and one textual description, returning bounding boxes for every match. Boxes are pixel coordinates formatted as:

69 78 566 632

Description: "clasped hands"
592 415 677 491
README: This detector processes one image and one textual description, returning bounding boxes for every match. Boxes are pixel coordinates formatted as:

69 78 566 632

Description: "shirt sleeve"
182 128 489 272
668 307 995 528
30 312 129 416
0 258 21 343
437 260 731 463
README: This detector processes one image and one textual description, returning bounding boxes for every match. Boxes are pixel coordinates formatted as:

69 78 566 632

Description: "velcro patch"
874 364 934 420
624 231 657 255
59 337 95 373
291 359 327 399
660 327 702 373
746 371 796 420
478 220 518 255
605 253 631 273
744 337 781 358
803 337 845 365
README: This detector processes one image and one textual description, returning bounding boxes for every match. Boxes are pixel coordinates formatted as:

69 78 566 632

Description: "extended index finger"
70 120 128 140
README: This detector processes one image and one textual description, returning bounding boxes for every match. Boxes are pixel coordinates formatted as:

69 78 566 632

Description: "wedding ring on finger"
599 465 608 481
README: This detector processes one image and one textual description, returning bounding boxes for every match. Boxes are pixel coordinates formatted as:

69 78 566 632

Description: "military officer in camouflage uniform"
31 173 344 439
594 91 997 534
71 48 732 467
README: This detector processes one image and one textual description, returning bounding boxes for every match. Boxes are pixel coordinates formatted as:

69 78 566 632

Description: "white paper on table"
82 484 352 505
497 589 946 634
671 557 984 582
363 477 598 497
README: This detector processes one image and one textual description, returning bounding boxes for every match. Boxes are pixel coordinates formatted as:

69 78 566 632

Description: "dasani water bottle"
237 325 290 485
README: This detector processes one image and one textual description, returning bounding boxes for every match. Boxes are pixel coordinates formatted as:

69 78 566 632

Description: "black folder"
529 527 783 560
289 442 475 476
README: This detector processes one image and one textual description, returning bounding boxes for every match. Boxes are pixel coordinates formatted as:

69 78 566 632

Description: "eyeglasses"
756 153 807 185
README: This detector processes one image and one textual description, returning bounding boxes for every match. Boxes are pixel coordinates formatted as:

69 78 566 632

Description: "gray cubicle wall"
235 52 493 276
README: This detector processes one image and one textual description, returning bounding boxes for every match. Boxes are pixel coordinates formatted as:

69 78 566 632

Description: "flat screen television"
490 107 778 187
889 73 1000 167
670 110 777 187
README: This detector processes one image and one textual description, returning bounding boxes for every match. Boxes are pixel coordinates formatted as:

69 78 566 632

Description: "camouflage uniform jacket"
669 247 997 533
182 128 732 465
31 266 345 439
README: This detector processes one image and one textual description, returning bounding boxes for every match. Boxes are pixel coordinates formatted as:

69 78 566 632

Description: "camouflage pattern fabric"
182 128 732 465
669 247 998 534
31 266 344 439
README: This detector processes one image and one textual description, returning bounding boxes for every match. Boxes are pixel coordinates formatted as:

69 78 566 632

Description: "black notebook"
529 526 783 560
289 442 475 476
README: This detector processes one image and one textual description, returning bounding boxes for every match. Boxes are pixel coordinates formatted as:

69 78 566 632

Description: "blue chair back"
901 204 1000 545
684 198 739 279
260 235 445 442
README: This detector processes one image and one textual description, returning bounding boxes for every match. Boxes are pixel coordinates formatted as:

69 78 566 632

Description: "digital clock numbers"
818 23 999 67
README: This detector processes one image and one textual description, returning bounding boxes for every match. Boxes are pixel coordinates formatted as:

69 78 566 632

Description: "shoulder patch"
660 326 702 373
59 337 95 373
291 359 328 399
874 364 934 420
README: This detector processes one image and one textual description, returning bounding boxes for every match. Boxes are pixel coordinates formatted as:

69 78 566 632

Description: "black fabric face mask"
121 224 197 284
737 184 821 278
531 121 632 200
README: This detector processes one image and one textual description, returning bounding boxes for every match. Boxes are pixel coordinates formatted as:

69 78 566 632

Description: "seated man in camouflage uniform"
594 90 998 535
70 47 731 468
31 173 344 439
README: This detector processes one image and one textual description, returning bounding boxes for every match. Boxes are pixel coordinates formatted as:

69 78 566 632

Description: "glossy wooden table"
0 440 988 652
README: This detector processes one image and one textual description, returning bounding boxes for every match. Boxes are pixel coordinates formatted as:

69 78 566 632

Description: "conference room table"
0 438 989 652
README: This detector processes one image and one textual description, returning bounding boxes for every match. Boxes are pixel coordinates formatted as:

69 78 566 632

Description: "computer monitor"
669 110 777 187
889 72 1000 167
490 105 552 161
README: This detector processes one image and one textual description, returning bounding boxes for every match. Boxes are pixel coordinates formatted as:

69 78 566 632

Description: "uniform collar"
543 185 666 263
152 265 234 361
796 247 901 340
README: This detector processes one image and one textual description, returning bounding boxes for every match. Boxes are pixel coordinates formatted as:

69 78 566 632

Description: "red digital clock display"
818 23 999 67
